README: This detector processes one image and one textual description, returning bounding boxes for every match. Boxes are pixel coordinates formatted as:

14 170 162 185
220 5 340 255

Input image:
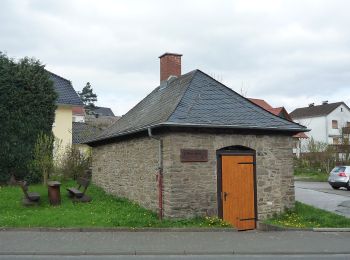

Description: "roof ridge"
164 70 199 122
293 101 343 110
290 101 350 118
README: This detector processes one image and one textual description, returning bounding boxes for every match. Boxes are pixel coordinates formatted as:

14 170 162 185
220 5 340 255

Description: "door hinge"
238 162 255 165
239 217 256 221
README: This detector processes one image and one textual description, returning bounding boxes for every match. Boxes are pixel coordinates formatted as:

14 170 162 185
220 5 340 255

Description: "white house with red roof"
290 101 350 149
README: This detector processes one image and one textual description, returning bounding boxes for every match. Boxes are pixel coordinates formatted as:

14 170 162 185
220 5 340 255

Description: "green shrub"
0 53 57 183
28 132 55 184
57 145 91 180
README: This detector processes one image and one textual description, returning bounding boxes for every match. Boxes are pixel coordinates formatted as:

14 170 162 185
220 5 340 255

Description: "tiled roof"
249 98 306 138
90 107 115 117
248 98 274 111
293 132 309 138
72 122 103 144
249 98 292 121
87 70 307 144
72 106 85 115
270 107 284 116
290 102 349 119
85 114 120 129
48 71 83 106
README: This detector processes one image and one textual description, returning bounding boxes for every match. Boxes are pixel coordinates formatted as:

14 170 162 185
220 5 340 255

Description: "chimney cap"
308 103 315 107
159 52 183 59
322 100 328 105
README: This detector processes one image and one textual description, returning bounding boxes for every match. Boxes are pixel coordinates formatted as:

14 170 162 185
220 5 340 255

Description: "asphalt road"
295 181 350 217
295 181 350 197
1 231 350 255
0 255 349 260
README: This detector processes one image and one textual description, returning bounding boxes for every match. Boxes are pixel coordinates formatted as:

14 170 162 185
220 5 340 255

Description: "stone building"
86 53 307 230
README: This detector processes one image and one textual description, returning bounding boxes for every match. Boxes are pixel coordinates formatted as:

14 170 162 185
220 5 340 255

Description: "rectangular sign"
180 149 208 162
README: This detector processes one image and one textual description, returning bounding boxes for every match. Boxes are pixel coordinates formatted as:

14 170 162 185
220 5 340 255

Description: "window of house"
333 137 340 144
341 108 343 112
332 120 338 129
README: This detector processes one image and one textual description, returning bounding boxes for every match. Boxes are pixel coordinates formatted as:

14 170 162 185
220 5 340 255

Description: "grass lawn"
265 202 350 228
294 168 329 182
0 181 229 228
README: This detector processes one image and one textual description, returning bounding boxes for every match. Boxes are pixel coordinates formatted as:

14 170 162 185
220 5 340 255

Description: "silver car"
328 166 350 190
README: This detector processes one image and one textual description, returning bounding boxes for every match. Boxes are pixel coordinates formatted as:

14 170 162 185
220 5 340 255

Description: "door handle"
223 192 228 201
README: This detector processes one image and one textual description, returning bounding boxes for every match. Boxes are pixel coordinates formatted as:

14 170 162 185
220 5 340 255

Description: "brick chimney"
159 53 182 83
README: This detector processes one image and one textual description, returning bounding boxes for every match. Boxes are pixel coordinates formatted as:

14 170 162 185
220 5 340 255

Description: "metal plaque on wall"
180 149 208 162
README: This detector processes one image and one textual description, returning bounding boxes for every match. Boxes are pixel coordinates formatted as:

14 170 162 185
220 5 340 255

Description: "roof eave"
291 114 327 119
160 122 309 133
86 122 309 146
85 123 161 145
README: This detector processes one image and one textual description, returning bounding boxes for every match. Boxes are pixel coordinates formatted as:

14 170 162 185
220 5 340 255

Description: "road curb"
1 251 350 256
313 228 350 232
256 221 312 231
0 227 237 232
2 225 349 233
257 222 350 232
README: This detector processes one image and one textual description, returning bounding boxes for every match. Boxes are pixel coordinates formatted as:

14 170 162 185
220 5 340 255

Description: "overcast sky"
1 0 349 115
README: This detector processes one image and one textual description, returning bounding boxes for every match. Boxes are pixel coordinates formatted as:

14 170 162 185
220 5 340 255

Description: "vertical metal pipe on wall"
147 128 163 220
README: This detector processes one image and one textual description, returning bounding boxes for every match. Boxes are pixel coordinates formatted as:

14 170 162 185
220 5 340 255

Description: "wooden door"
221 155 255 230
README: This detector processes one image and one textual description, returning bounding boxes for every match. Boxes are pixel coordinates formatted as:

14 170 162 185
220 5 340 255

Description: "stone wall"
92 135 160 211
161 132 295 220
92 131 295 221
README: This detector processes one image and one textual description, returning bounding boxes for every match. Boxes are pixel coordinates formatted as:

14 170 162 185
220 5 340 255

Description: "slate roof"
87 70 307 144
48 71 83 106
72 122 103 144
90 107 115 117
290 102 349 119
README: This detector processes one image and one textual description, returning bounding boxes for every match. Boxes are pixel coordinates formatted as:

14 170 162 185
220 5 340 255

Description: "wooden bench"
18 181 40 206
66 177 91 202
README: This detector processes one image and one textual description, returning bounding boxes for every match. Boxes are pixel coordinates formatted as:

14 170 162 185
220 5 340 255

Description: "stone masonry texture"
92 131 295 221
92 136 159 212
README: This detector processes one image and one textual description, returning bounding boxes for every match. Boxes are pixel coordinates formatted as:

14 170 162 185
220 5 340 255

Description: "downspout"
325 115 329 144
148 128 163 220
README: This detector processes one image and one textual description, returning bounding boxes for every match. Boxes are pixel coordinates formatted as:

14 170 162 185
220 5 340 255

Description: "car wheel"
331 186 340 190
347 182 350 191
